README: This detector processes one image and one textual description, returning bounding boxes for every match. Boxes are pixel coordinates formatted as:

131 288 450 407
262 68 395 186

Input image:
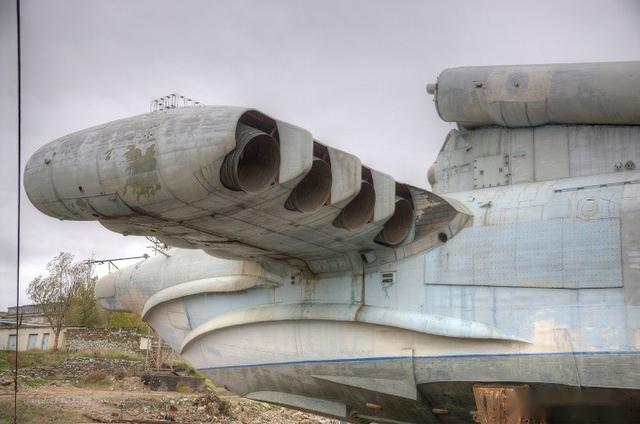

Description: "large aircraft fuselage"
24 62 640 423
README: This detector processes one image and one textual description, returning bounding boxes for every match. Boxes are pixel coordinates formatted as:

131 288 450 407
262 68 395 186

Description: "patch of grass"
175 381 195 393
18 375 47 388
192 369 218 392
204 379 218 392
244 400 280 412
82 370 107 384
0 398 81 424
169 359 218 392
74 370 111 390
72 349 144 361
0 350 63 369
169 359 196 375
0 355 10 370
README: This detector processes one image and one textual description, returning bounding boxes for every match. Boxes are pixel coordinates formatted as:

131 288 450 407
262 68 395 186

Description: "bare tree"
27 252 89 351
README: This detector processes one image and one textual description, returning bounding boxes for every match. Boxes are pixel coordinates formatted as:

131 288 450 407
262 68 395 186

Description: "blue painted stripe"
198 350 640 371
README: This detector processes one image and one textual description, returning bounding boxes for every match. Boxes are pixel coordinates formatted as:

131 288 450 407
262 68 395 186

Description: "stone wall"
63 327 144 354
1 356 145 382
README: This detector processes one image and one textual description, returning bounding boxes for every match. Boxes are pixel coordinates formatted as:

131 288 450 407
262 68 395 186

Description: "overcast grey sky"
1 0 639 309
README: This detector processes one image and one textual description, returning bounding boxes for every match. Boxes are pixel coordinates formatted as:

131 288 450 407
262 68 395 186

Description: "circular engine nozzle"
333 180 375 230
220 123 280 192
376 197 414 246
285 158 332 213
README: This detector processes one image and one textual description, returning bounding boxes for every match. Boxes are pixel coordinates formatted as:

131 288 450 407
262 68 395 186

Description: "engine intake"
333 180 375 231
376 197 414 246
285 158 332 213
220 123 280 192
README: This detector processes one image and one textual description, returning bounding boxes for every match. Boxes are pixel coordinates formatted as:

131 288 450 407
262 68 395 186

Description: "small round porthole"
438 232 448 243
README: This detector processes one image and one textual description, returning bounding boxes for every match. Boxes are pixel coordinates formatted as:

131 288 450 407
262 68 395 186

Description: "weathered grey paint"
429 125 640 193
24 107 466 274
24 62 640 423
433 61 640 128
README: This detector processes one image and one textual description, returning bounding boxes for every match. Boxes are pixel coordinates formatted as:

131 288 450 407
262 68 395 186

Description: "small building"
0 304 70 351
0 319 63 351
5 304 51 325
0 305 163 354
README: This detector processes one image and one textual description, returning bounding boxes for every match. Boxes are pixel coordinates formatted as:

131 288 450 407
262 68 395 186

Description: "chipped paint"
123 143 161 200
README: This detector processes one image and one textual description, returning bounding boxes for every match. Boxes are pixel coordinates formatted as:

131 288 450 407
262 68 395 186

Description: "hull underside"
174 319 640 423
203 350 640 423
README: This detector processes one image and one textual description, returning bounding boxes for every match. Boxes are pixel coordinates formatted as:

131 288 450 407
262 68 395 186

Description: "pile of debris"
86 393 341 424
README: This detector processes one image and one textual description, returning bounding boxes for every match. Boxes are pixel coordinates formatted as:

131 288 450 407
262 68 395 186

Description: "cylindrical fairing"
432 61 640 128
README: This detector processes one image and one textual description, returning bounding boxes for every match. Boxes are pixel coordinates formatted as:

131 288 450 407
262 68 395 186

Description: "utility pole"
155 330 162 371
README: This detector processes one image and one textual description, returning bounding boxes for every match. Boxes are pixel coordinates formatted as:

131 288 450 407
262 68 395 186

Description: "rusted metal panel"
472 384 542 424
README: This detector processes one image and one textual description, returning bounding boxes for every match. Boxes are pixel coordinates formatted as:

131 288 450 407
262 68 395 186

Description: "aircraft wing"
24 107 469 273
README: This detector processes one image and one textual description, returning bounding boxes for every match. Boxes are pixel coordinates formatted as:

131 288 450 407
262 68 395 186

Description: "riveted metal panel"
473 154 510 189
533 126 570 181
562 218 622 288
514 219 563 287
568 125 640 178
509 129 534 184
86 193 135 218
425 218 622 288
622 182 640 304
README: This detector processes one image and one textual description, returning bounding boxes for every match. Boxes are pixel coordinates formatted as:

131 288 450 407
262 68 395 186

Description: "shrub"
175 381 194 393
81 369 107 384
113 367 128 380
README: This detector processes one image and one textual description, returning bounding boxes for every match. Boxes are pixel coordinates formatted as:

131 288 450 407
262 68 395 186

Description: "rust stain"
123 144 161 200
472 384 545 424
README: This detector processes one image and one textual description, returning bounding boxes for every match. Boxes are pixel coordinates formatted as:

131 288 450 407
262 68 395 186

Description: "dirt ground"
0 382 342 423
0 350 345 423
